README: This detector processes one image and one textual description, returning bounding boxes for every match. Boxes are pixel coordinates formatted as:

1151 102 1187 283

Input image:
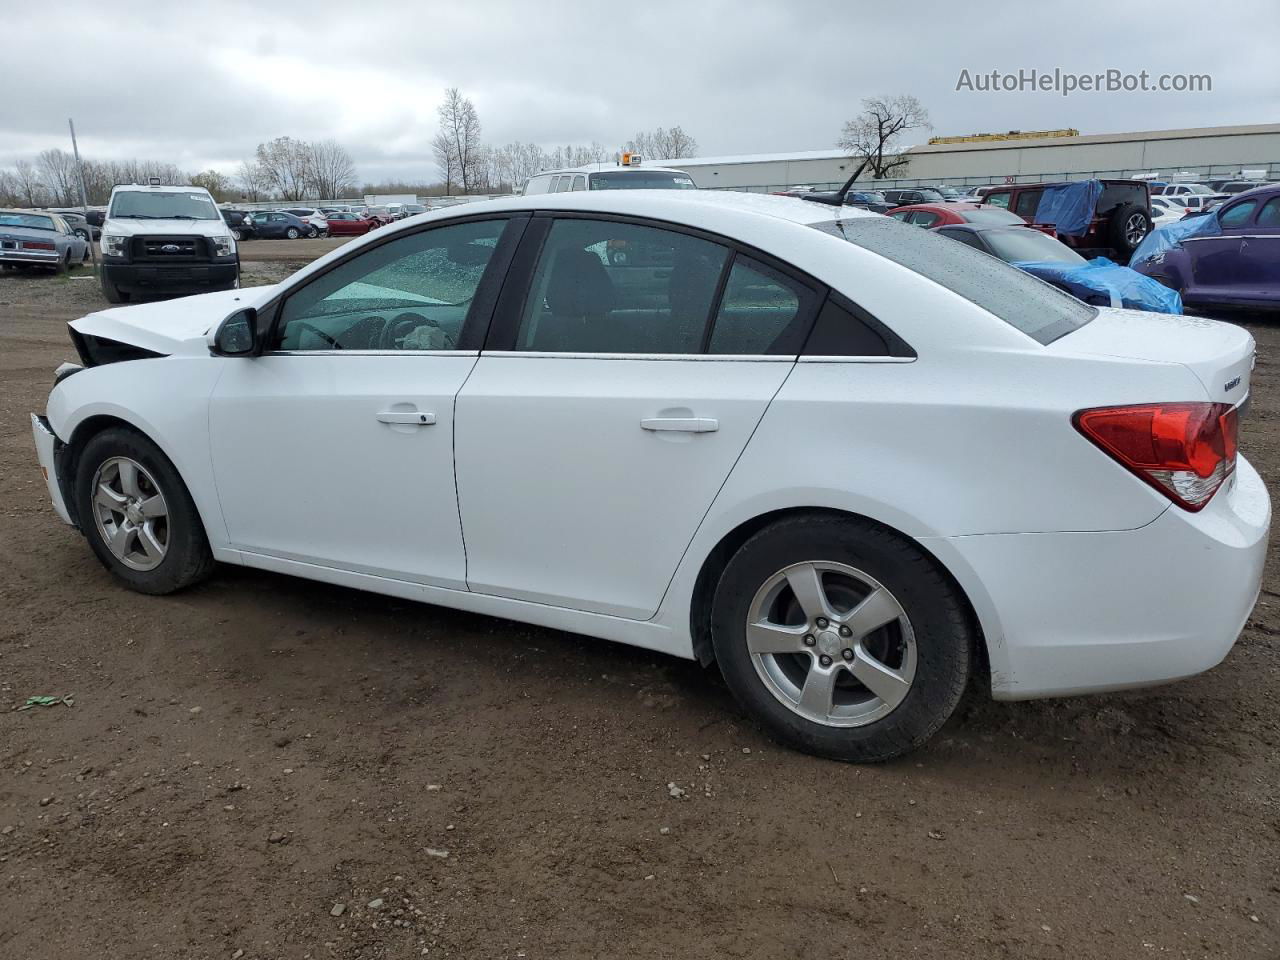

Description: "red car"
323 212 379 236
889 203 1057 236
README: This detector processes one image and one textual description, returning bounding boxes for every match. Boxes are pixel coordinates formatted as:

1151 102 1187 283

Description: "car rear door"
208 215 524 587
453 214 822 619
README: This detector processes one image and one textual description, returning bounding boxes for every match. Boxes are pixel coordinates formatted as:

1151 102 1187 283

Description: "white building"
658 123 1280 191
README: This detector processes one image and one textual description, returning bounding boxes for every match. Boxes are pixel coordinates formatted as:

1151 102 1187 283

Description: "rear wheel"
286 227 300 240
74 428 215 594
711 514 973 762
53 251 70 275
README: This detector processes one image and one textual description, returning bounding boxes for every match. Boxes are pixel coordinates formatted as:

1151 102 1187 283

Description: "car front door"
454 215 822 619
1237 196 1280 300
208 216 524 587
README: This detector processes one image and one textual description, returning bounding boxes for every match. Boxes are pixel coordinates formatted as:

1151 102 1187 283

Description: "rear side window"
1014 190 1042 218
707 256 819 355
811 217 1095 345
984 192 1011 209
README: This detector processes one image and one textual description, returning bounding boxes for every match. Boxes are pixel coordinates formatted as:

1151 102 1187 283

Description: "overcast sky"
5 0 1277 185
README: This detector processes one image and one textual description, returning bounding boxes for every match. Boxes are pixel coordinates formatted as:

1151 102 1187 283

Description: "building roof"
650 149 854 168
908 123 1280 154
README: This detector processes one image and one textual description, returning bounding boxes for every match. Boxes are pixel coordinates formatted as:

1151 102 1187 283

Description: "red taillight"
1074 402 1238 512
22 240 55 250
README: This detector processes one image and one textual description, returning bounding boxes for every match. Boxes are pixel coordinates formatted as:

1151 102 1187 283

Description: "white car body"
1149 197 1185 228
32 191 1268 719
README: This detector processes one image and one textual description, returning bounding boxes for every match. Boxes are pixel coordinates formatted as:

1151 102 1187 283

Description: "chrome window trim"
478 351 794 362
797 355 918 364
262 349 479 358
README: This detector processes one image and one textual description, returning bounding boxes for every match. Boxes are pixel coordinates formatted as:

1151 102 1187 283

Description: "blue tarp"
1033 180 1103 236
1012 257 1183 314
1128 211 1221 271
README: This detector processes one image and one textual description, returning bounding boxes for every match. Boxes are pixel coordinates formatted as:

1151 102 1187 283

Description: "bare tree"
13 159 46 207
437 88 482 194
255 137 311 201
305 139 356 200
625 127 698 160
837 95 930 180
190 169 234 201
37 149 78 206
236 159 266 201
431 130 458 195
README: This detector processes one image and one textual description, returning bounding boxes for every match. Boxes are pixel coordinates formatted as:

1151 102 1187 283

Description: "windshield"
934 187 962 198
959 207 1028 226
984 229 1085 264
0 212 55 230
589 171 697 190
110 190 220 220
849 191 887 203
916 189 945 201
811 217 1095 345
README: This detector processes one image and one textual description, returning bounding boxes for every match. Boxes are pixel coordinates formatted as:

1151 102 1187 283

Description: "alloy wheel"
90 456 169 571
1125 213 1148 246
746 561 916 727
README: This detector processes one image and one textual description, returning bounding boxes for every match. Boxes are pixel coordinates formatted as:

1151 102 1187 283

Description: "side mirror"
208 307 258 356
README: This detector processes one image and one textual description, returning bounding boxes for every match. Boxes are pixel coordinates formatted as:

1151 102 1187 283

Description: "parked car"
248 211 311 240
1133 184 1280 310
323 211 379 236
30 192 1266 763
881 187 946 206
1218 180 1275 196
842 190 893 214
1156 183 1216 199
889 202 1057 235
279 208 329 238
54 211 101 243
364 206 395 226
917 185 968 202
933 223 1180 312
980 179 1152 261
1149 197 1185 228
0 210 89 273
524 166 698 194
220 209 257 241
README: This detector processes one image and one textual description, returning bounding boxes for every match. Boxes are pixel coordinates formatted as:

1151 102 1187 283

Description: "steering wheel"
291 320 343 349
380 311 455 350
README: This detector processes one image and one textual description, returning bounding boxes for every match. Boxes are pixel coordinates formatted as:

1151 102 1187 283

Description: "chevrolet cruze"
31 191 1268 761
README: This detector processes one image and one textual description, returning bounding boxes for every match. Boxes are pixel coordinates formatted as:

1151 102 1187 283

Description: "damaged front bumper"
31 414 73 525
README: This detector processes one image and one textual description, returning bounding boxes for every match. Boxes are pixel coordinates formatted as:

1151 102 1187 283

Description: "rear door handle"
640 417 719 433
376 411 436 425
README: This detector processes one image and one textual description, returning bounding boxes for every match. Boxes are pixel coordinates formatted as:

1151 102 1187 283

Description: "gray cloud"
4 0 1276 184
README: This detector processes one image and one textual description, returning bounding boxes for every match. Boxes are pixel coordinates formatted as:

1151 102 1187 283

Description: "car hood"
103 218 233 239
70 285 278 356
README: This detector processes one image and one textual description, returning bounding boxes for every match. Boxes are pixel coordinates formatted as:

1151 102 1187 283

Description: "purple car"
1133 184 1280 310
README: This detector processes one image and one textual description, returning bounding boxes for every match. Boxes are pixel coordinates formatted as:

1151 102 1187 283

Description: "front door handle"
640 417 719 433
376 411 435 425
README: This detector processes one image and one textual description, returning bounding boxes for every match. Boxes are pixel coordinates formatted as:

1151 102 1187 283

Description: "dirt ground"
1 256 1277 960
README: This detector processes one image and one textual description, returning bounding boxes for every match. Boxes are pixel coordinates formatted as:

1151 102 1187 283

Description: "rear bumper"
1 249 60 265
927 455 1270 700
31 414 73 525
102 259 238 292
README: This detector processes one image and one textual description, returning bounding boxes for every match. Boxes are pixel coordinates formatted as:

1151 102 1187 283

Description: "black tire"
101 278 130 303
232 228 245 241
74 427 215 595
710 514 973 762
74 228 90 242
53 251 70 275
286 227 300 240
1109 203 1151 259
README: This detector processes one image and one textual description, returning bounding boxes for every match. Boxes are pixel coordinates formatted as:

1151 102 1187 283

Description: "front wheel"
711 514 973 762
74 427 215 594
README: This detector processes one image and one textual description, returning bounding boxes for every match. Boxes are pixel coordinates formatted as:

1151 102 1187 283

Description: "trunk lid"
1051 307 1254 405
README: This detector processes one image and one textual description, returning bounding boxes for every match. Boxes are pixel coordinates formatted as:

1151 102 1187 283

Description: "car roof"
0 208 57 217
533 165 692 177
110 184 211 194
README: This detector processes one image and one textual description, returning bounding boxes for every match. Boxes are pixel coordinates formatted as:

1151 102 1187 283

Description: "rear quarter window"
811 217 1096 346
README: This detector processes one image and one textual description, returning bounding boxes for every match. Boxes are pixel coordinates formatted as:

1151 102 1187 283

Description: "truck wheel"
286 227 300 240
1109 203 1151 259
74 427 215 595
101 278 131 303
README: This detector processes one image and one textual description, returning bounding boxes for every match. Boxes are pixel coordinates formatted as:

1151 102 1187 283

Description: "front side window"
1219 200 1258 228
707 256 818 355
275 219 507 351
813 217 1095 345
513 218 728 354
110 191 219 220
1014 190 1043 218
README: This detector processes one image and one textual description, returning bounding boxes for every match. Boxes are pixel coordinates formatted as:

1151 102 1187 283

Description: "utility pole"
68 118 99 274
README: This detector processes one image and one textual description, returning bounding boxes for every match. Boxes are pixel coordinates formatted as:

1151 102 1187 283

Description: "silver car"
0 210 89 274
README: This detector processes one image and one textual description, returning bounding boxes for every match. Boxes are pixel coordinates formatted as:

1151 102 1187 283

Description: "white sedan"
31 190 1269 761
